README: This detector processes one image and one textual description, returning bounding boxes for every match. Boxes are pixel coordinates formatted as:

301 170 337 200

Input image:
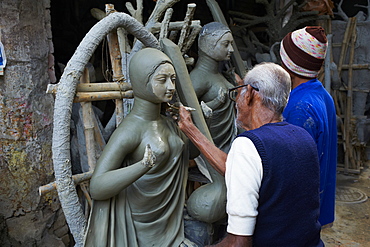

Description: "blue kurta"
283 79 337 226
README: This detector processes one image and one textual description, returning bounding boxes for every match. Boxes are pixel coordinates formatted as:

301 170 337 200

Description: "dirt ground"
321 164 370 247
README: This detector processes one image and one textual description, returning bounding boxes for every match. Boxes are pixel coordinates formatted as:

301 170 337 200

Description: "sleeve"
225 137 263 236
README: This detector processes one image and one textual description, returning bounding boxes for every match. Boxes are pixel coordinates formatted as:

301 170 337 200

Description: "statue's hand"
201 101 213 119
142 144 156 168
217 87 226 104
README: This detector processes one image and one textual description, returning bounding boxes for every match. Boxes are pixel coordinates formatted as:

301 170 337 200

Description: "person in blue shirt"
280 26 338 227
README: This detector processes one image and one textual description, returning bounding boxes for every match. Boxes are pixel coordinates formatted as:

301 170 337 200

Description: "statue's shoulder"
190 69 212 90
189 67 208 78
113 116 146 137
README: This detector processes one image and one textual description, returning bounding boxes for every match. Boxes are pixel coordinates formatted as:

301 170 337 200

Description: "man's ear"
235 73 243 85
245 85 254 105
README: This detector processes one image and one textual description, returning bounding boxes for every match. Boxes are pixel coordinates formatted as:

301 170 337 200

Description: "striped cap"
280 26 327 78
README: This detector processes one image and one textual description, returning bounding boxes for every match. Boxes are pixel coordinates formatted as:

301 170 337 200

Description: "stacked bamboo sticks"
333 17 367 174
46 82 133 103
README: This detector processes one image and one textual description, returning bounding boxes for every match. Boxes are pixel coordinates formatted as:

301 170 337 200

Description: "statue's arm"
89 128 154 200
201 87 226 110
190 71 210 99
191 74 225 115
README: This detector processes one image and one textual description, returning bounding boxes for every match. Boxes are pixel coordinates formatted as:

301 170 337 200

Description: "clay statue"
84 48 196 246
184 21 237 244
190 22 237 152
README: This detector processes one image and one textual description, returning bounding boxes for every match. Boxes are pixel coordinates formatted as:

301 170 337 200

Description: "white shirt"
225 137 263 236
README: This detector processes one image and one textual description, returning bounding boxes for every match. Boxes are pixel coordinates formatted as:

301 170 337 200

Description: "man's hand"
167 102 195 122
177 105 195 132
206 233 252 247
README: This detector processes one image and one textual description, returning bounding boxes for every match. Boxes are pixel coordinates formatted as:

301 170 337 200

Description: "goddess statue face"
129 48 175 103
198 22 234 62
210 32 234 61
148 63 176 103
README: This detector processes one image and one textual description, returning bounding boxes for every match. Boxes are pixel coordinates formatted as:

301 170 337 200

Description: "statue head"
129 48 176 103
198 22 234 61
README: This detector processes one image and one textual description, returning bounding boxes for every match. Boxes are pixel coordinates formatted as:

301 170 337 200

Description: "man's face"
211 32 234 61
149 63 176 103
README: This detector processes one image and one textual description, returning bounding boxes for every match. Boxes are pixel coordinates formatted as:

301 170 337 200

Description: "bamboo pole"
341 64 370 70
80 68 97 171
115 99 124 126
48 83 133 102
93 114 106 152
90 7 132 82
337 18 354 76
324 34 332 92
39 171 94 196
73 90 133 103
80 183 92 208
47 82 132 94
77 82 131 92
344 17 357 172
106 4 125 127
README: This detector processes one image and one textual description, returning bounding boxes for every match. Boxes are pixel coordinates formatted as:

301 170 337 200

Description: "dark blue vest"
238 122 323 247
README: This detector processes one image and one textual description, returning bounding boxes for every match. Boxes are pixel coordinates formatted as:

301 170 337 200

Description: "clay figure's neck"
195 51 220 74
130 97 162 121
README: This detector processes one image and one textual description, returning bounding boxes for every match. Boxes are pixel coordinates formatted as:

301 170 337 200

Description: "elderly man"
176 62 323 246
